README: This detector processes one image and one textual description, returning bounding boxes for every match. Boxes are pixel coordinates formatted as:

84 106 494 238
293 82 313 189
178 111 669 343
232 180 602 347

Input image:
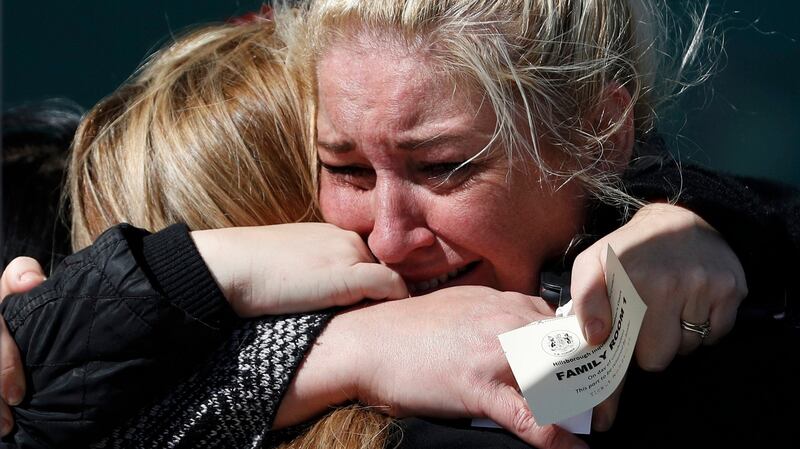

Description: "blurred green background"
3 1 798 186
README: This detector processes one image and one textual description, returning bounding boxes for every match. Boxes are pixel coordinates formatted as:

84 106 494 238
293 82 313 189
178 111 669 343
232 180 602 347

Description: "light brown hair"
65 13 395 449
68 16 318 249
277 406 398 449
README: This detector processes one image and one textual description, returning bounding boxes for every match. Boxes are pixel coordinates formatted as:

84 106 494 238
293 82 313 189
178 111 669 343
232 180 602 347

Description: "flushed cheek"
320 185 369 233
452 187 551 292
496 185 586 292
425 198 532 288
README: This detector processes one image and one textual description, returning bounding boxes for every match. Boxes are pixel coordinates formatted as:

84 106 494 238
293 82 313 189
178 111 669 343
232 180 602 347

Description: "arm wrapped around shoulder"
0 223 237 449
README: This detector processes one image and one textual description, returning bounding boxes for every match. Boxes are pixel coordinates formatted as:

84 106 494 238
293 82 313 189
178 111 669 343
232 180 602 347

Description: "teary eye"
422 162 466 177
320 162 375 190
420 161 475 190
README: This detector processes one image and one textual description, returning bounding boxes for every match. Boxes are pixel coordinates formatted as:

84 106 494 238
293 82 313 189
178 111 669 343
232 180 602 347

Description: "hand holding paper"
499 246 647 427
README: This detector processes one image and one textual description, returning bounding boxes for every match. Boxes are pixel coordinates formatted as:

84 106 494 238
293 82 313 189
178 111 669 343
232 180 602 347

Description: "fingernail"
19 272 44 284
584 319 604 344
7 385 23 406
1 417 10 436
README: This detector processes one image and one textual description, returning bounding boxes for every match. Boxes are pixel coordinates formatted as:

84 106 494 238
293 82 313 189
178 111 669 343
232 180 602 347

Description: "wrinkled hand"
191 223 408 317
1 257 46 436
276 286 589 449
571 203 747 429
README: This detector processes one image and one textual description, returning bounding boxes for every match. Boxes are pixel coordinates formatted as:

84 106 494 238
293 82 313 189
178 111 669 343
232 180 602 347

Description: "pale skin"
0 33 747 449
190 223 408 316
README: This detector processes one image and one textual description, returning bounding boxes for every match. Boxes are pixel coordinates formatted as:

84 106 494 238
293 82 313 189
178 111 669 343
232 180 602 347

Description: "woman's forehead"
317 50 494 144
318 39 486 110
316 20 432 58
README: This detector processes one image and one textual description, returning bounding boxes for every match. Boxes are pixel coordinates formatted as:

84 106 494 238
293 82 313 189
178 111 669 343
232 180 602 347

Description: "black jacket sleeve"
0 223 238 449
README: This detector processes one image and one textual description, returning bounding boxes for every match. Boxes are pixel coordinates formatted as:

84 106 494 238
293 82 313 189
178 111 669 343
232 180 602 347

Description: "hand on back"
571 202 747 429
572 203 747 366
276 204 747 446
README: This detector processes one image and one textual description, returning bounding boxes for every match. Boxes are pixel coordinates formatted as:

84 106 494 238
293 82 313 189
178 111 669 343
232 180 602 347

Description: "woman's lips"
406 261 480 295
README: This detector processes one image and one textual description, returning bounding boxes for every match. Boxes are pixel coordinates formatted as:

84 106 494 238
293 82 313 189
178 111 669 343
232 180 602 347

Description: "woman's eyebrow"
317 140 354 154
397 134 468 152
318 134 473 154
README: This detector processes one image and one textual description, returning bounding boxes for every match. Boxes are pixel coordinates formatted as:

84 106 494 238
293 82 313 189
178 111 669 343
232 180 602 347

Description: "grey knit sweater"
92 314 330 449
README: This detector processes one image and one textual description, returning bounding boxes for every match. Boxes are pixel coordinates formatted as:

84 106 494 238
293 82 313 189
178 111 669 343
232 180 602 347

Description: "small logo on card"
542 330 579 357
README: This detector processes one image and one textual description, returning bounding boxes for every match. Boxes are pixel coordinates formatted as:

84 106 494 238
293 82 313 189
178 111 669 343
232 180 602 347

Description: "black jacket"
0 224 238 448
0 223 332 449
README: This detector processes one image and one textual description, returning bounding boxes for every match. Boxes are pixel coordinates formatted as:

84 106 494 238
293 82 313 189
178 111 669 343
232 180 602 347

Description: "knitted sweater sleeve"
91 313 333 449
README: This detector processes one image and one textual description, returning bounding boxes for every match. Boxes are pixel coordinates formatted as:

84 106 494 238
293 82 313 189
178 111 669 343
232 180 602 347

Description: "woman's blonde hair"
277 405 398 449
305 0 716 205
297 1 717 445
68 14 318 249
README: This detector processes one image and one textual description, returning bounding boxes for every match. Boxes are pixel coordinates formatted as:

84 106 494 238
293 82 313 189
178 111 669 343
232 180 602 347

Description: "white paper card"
555 409 592 434
498 245 647 426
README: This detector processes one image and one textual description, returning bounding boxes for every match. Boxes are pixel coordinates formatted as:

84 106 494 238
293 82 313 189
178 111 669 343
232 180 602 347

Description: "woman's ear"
588 82 635 173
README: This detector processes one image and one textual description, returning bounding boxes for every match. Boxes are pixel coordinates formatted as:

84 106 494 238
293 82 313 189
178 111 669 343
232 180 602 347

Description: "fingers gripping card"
499 245 647 426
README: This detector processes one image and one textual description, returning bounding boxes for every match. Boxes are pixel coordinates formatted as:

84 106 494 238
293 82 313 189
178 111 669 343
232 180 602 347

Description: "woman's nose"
367 179 435 264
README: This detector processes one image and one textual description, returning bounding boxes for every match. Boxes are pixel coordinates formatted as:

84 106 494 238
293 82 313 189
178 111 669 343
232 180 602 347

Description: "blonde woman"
292 1 796 448
1 1 797 449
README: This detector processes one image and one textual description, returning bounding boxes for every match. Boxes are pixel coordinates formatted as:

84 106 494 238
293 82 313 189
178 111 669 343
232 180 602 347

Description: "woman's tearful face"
316 37 586 296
